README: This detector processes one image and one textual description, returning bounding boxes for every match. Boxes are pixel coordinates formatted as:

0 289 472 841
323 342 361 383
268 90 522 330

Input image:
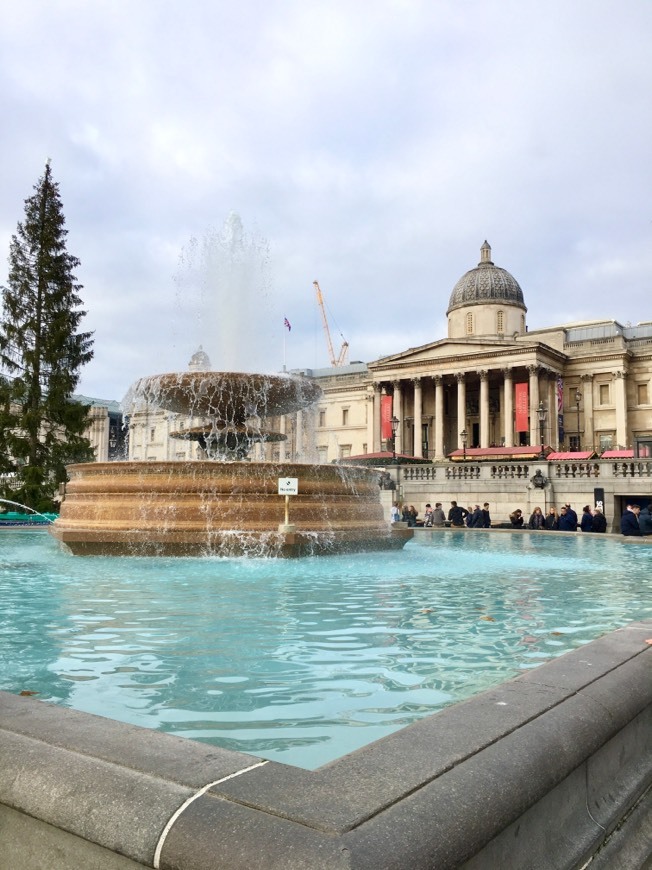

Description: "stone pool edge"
0 620 650 869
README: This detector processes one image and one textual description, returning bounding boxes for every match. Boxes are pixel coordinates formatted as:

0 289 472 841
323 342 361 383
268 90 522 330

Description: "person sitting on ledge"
591 507 607 533
432 502 446 526
509 508 524 528
558 506 577 531
638 503 652 535
580 505 595 533
620 504 642 536
528 506 545 530
448 501 468 527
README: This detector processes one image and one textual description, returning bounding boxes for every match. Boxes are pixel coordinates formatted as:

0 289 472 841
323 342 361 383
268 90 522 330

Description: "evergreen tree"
0 161 94 511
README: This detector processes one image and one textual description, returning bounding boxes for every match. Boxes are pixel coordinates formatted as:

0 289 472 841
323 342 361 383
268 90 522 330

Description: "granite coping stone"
0 731 193 866
0 693 254 789
0 620 650 869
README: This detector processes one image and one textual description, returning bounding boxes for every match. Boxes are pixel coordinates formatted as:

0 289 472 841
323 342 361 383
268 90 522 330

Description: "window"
317 446 328 463
496 310 504 333
466 312 473 335
318 410 326 427
342 408 349 426
569 435 580 451
637 383 649 405
599 384 610 405
599 434 613 451
150 428 156 442
339 445 351 459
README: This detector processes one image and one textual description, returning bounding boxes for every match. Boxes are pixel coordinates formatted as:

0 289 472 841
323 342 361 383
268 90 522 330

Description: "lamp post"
390 415 400 495
537 401 547 460
460 428 467 463
575 388 581 451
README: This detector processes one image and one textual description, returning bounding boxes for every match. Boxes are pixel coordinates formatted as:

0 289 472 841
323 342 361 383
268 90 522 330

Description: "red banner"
381 395 393 441
515 382 529 433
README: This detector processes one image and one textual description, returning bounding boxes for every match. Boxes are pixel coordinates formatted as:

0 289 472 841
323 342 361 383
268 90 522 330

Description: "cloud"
0 0 650 399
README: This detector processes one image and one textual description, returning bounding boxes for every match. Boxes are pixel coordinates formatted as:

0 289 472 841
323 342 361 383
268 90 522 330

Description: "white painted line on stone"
153 760 269 868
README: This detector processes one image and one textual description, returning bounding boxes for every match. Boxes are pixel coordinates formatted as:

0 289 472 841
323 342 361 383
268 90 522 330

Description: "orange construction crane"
313 280 349 367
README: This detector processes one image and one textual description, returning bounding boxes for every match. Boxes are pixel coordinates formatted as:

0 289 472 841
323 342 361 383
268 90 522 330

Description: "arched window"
497 310 504 333
521 314 526 333
466 312 473 335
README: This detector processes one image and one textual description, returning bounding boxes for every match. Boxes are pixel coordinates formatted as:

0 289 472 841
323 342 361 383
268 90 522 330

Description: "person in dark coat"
564 503 578 529
509 509 524 528
528 507 545 530
638 503 652 535
448 501 469 527
558 506 577 532
545 507 559 530
481 502 491 528
469 505 483 527
580 505 594 532
591 508 607 533
620 505 642 536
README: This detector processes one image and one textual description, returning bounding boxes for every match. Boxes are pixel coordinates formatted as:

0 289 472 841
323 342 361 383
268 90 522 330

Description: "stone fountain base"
50 461 413 557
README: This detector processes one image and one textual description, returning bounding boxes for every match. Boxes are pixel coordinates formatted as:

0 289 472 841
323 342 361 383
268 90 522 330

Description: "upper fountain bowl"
128 371 322 422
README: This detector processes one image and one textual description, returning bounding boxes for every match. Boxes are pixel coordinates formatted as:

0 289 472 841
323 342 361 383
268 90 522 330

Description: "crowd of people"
389 499 652 536
620 503 652 536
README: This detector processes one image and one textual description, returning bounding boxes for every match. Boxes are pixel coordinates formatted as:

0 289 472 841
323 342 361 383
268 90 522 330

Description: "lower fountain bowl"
50 461 413 557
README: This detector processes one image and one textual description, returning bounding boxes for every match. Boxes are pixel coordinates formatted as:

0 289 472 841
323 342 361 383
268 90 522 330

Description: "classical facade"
296 242 652 463
120 242 652 467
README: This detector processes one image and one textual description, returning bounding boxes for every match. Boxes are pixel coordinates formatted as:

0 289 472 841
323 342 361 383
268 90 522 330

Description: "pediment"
369 337 529 369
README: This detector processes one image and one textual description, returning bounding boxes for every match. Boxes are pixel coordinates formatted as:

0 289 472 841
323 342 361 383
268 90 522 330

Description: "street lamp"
575 388 581 451
390 416 399 463
460 428 468 463
537 401 548 460
390 415 400 496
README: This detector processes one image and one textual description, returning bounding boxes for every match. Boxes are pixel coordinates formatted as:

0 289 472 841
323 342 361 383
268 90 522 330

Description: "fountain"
50 359 412 556
50 214 412 556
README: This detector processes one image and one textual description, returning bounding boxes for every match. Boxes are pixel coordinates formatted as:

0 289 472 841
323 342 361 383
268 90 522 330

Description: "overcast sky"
1 0 650 401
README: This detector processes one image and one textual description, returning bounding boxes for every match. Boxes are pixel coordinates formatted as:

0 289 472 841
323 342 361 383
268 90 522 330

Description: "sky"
1 0 651 402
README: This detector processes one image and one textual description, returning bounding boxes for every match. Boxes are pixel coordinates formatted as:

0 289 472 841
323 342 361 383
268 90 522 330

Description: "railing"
397 459 652 482
612 461 652 478
490 464 530 479
550 462 600 479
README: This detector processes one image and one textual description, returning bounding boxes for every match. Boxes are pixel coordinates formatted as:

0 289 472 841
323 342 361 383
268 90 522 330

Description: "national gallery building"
291 242 652 465
118 242 651 469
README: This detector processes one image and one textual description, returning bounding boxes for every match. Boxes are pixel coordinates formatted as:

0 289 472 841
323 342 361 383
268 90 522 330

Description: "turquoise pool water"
1 529 650 769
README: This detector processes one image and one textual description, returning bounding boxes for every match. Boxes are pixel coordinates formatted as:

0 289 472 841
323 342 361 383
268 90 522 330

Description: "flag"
557 376 564 413
284 317 291 332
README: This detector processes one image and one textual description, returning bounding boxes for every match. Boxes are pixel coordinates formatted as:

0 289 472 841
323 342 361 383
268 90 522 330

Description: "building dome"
447 241 525 313
188 345 211 371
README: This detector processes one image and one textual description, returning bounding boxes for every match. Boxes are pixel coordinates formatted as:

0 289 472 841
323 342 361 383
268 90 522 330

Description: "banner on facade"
381 394 393 441
515 382 529 432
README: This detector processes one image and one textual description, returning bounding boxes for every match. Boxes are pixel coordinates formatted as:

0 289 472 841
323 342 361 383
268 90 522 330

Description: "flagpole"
283 327 286 372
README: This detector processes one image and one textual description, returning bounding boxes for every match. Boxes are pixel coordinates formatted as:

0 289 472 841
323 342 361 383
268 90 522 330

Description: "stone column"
614 370 628 448
393 381 403 455
456 373 466 448
528 365 540 447
479 370 489 448
373 383 382 453
413 378 423 458
434 375 444 459
503 368 514 447
581 374 594 450
546 375 557 449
